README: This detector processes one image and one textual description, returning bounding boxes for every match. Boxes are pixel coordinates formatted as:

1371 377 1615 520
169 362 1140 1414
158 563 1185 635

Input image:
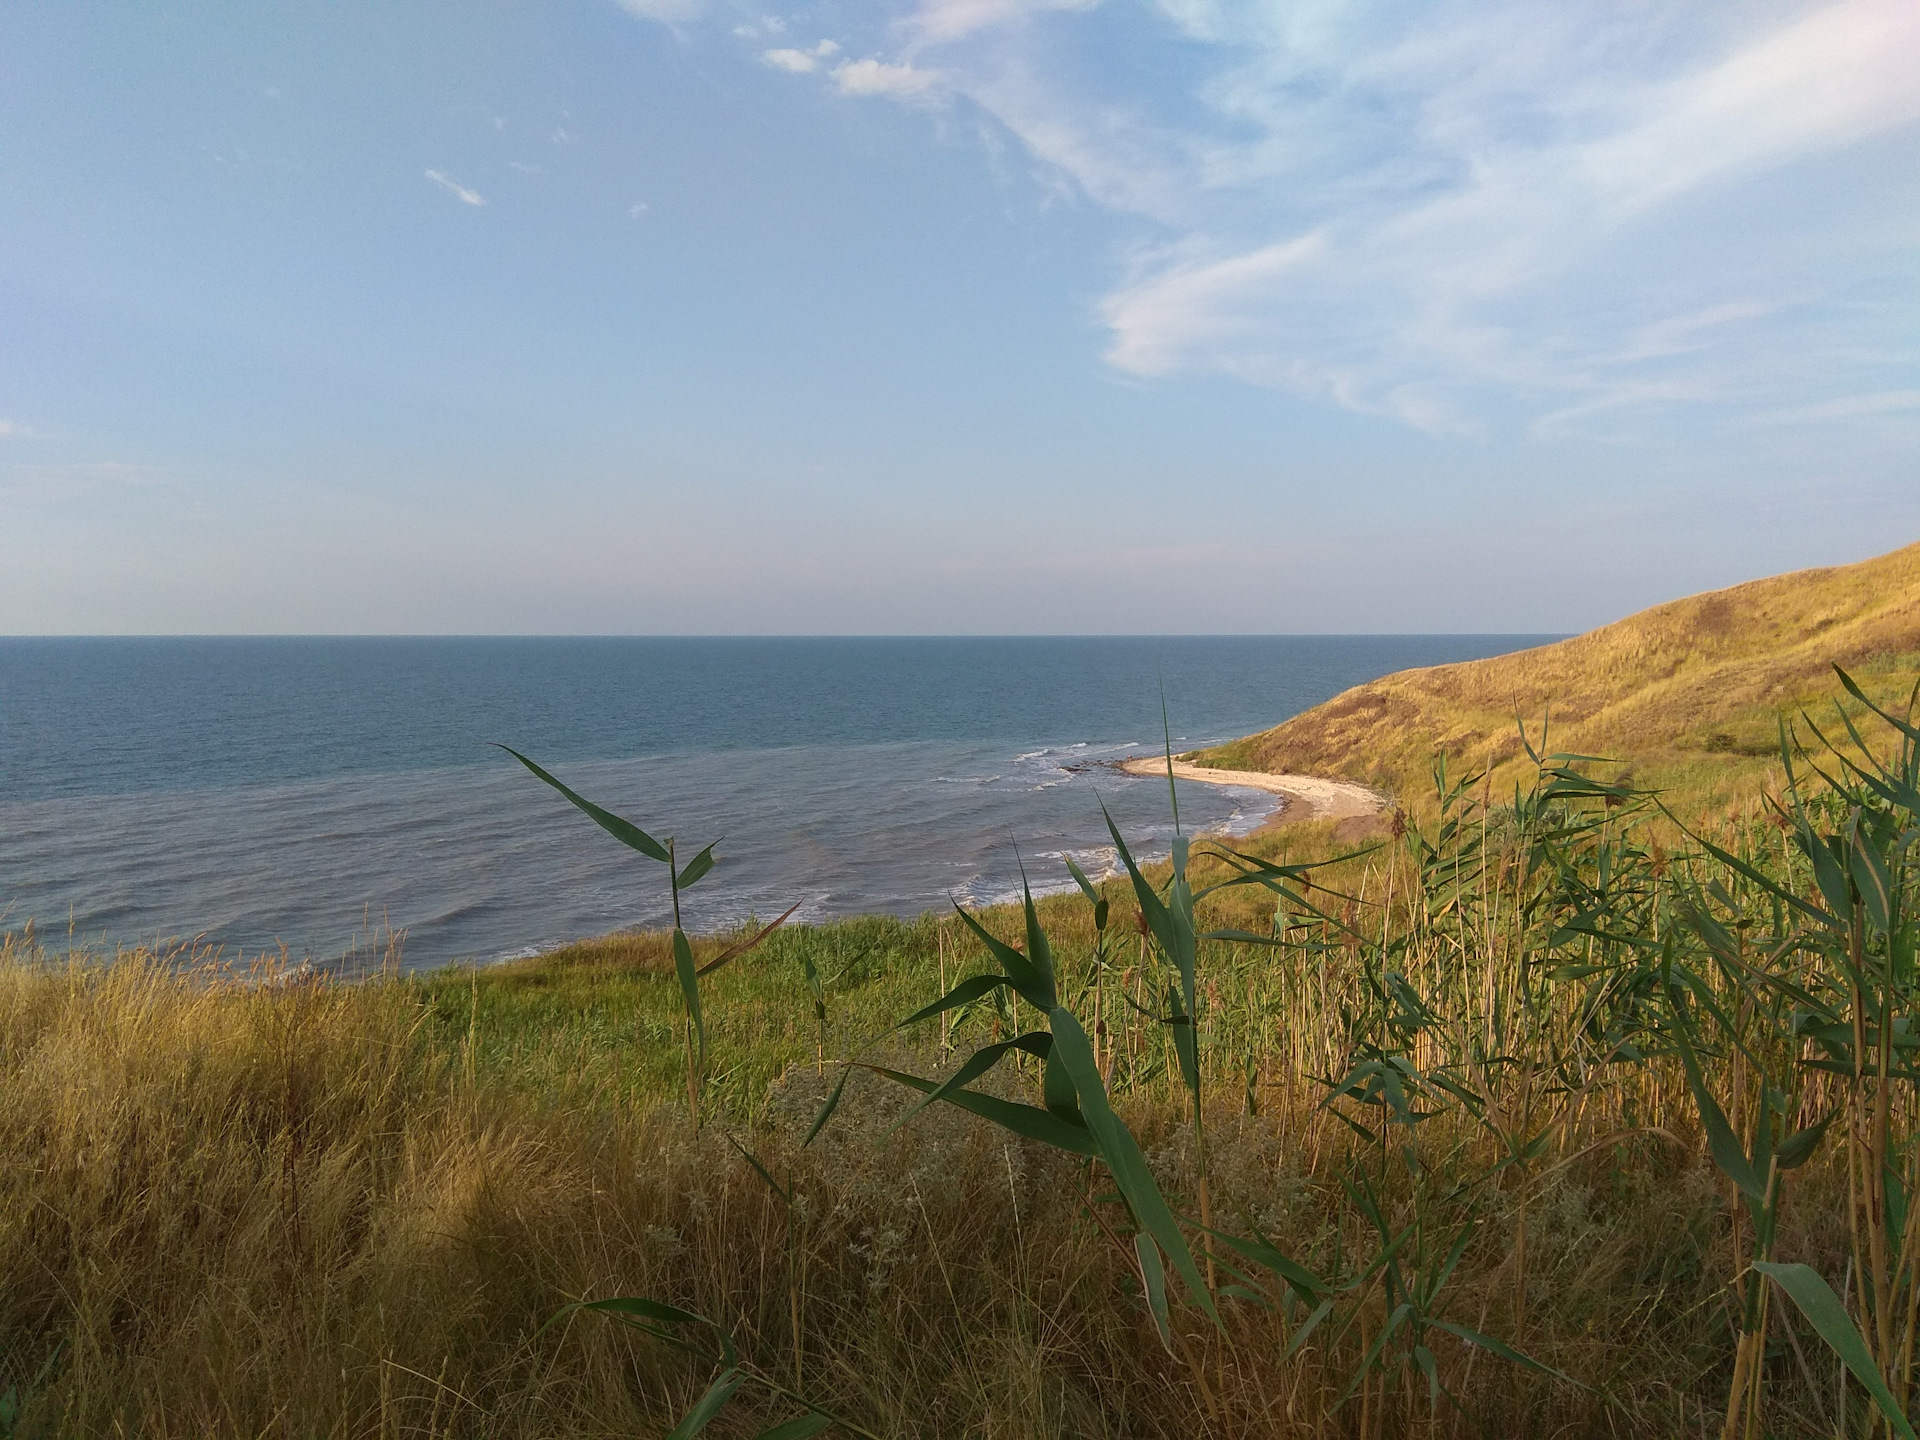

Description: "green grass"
411 914 956 1114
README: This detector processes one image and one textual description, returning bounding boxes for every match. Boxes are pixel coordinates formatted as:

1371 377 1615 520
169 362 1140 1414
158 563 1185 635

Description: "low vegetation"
6 644 1920 1433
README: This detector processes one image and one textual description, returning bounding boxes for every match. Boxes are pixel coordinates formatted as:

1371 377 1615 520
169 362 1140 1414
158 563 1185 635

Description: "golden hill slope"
1201 540 1920 809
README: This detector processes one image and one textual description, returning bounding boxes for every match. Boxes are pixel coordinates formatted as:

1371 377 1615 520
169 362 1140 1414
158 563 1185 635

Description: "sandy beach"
1117 755 1391 833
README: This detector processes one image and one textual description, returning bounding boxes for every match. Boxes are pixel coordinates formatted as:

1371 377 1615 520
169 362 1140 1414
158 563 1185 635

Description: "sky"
2 0 1916 635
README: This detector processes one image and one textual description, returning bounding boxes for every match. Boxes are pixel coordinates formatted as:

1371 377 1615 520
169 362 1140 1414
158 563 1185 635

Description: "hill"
1199 539 1920 813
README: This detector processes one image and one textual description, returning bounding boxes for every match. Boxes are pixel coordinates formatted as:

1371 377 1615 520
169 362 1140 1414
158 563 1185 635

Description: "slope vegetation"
1201 539 1920 810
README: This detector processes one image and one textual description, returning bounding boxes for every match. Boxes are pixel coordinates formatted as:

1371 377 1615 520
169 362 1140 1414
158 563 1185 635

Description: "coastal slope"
1199 539 1920 806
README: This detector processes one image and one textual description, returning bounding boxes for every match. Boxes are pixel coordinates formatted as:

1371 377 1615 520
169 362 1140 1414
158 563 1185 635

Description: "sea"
0 636 1553 970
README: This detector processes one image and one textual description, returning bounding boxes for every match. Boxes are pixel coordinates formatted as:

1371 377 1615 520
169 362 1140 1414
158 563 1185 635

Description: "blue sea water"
0 636 1553 968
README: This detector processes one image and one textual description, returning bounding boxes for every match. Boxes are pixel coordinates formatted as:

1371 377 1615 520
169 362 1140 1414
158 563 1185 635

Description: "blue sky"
2 0 1915 634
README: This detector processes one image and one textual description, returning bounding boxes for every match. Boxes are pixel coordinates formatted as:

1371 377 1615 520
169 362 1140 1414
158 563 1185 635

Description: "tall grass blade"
697 900 805 978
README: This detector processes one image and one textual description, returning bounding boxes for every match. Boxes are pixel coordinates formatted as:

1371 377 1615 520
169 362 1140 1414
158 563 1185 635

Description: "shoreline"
1117 755 1391 834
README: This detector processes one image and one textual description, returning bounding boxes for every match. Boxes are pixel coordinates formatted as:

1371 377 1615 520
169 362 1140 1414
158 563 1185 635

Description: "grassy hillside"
1201 539 1920 812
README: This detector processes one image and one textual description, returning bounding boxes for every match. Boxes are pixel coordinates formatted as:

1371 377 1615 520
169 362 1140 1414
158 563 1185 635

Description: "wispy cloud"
633 0 1920 434
0 419 41 439
1086 0 1920 430
424 169 485 206
1752 390 1920 427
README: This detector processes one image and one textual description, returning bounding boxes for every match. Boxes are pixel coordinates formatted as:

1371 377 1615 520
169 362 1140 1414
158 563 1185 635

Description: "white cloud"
629 200 650 218
0 419 40 438
762 48 821 73
832 58 942 100
764 40 844 74
424 169 485 206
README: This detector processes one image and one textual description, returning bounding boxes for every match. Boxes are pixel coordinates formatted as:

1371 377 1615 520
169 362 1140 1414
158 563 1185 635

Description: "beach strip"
1117 756 1390 829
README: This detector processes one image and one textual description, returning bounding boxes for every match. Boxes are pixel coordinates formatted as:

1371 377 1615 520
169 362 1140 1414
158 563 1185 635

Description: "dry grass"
0 861 1857 1436
1200 537 1920 815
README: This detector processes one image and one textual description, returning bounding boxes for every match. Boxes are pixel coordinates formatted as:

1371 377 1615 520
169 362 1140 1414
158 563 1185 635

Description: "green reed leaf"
1754 1262 1917 1439
1063 856 1110 931
1285 1298 1336 1357
666 1367 744 1440
1042 1039 1084 1126
572 1295 707 1347
869 1065 1097 1156
1834 665 1920 746
1212 1229 1327 1305
1777 1110 1836 1170
898 972 1010 1029
676 841 720 892
1049 1007 1217 1325
1673 1024 1766 1201
494 745 671 863
723 1132 791 1205
804 1067 851 1147
1808 834 1855 928
950 902 1055 1012
890 1032 1048 1128
1021 875 1057 1007
1850 823 1893 937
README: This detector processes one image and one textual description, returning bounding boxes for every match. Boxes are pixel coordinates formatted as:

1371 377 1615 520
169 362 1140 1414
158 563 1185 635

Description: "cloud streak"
424 169 485 206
